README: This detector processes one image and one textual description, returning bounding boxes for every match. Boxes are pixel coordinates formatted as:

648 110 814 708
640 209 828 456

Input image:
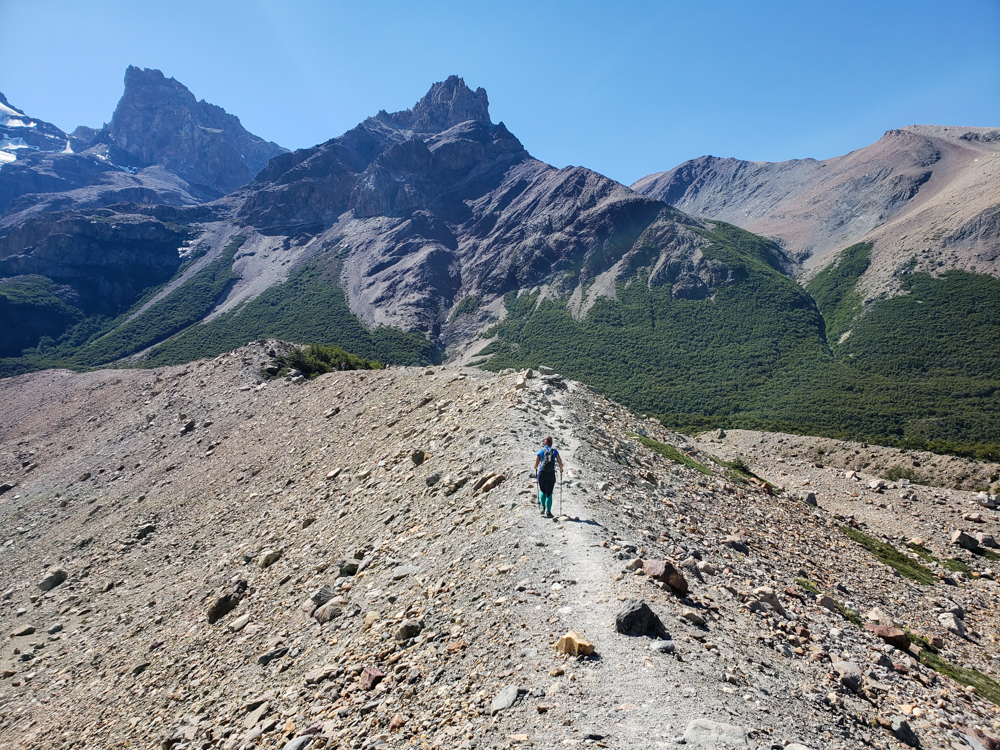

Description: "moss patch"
633 435 713 475
840 526 936 585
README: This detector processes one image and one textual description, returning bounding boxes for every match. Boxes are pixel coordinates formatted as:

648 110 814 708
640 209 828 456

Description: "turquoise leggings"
539 490 553 513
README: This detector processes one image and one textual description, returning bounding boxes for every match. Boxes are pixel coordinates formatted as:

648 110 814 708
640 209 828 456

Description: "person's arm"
557 453 564 472
533 455 540 472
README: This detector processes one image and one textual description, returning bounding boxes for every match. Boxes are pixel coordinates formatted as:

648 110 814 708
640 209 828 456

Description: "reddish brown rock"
642 560 689 596
864 623 911 651
361 665 385 691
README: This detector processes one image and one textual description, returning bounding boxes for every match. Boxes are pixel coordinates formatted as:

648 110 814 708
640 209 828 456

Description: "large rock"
614 599 668 639
681 719 747 748
938 611 967 637
951 530 978 550
37 567 68 591
555 631 594 656
490 685 520 715
360 665 385 691
313 601 344 625
259 549 282 568
832 660 863 692
642 560 689 596
864 623 911 651
207 579 248 624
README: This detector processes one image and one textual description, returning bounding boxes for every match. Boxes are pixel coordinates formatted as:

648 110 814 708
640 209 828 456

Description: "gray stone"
392 565 419 580
228 613 251 632
832 660 863 692
337 559 359 576
649 639 675 653
681 718 747 748
425 473 441 486
614 599 668 639
281 736 314 750
951 530 978 550
207 579 247 624
257 647 288 666
976 532 997 548
490 685 520 715
136 523 156 539
313 601 343 625
801 491 817 506
310 585 337 605
259 549 282 568
890 717 920 747
47 623 62 635
38 567 68 591
396 619 423 641
938 611 967 637
410 450 426 466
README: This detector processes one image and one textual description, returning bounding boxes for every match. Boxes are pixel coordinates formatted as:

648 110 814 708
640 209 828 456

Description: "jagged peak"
376 75 491 134
119 66 197 107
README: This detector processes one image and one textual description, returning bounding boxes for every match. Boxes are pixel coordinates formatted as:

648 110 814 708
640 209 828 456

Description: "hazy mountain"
632 126 1000 295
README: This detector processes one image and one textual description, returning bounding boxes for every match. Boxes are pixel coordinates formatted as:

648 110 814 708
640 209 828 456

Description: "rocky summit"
1 347 1000 749
0 67 285 222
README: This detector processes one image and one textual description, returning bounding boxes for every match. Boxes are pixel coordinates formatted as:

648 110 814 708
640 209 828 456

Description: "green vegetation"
141 248 438 368
69 236 246 366
907 632 1000 707
269 343 381 378
0 276 84 358
805 242 871 346
448 295 480 322
840 525 936 584
794 578 820 595
882 466 928 485
633 434 713 475
794 578 860 626
476 220 1000 460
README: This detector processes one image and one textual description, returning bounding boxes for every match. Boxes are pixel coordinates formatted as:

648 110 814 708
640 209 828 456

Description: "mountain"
2 76 999 458
1 351 999 749
0 67 286 220
631 126 1000 295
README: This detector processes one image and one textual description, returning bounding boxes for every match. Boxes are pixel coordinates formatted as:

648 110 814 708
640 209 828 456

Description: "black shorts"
538 471 556 496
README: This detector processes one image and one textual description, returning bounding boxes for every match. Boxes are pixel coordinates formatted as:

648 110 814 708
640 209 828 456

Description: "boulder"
309 585 337 605
555 631 594 656
395 619 423 641
337 559 359 576
207 579 248 624
864 623 910 651
38 567 68 591
313 601 343 625
490 685 520 715
832 660 863 692
642 560 689 596
410 450 425 466
751 587 788 619
614 599 668 639
722 535 749 555
938 611 967 637
259 549 282 568
890 717 920 748
681 719 747 748
951 530 978 550
976 532 998 548
361 665 385 691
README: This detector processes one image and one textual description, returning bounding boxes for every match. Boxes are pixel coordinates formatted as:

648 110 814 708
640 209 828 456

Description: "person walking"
533 436 563 518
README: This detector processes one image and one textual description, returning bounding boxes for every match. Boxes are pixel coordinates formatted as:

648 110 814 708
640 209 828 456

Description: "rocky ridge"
632 125 1000 298
1 345 999 749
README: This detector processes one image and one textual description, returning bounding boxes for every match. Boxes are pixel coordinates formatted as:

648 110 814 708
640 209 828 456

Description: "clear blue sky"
2 0 998 185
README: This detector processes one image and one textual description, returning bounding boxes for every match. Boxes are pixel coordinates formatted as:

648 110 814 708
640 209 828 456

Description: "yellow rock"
555 631 594 656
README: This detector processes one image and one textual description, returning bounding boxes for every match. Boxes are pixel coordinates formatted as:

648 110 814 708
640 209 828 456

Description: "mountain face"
2 75 999 457
0 67 285 220
103 66 286 196
632 126 1000 294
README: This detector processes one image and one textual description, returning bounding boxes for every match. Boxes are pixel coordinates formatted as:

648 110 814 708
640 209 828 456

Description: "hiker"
533 436 563 518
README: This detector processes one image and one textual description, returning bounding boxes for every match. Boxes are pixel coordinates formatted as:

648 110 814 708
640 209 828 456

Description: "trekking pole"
559 472 563 517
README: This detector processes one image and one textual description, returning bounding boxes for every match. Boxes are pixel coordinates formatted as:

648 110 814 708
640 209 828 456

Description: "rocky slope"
632 126 1000 296
1 345 999 750
0 67 286 221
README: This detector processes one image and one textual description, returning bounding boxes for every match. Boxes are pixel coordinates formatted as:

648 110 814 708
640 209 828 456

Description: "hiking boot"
545 511 554 518
539 507 546 516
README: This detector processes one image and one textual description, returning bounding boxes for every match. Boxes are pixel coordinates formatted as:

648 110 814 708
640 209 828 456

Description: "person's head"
544 436 552 447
